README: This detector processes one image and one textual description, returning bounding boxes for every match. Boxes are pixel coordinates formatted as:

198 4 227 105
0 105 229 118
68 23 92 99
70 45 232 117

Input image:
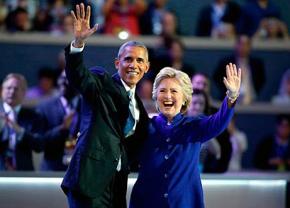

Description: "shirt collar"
60 96 68 108
3 102 21 114
120 79 136 95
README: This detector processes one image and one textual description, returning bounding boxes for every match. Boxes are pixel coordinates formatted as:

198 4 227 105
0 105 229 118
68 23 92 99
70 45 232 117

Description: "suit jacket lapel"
111 73 131 139
17 107 25 127
0 103 9 142
112 73 129 102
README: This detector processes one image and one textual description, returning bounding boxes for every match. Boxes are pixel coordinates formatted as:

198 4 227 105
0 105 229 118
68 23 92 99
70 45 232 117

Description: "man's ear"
145 62 150 73
114 58 119 70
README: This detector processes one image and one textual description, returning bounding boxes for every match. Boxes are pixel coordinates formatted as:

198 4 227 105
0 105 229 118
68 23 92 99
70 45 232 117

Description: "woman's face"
188 94 206 116
156 78 184 122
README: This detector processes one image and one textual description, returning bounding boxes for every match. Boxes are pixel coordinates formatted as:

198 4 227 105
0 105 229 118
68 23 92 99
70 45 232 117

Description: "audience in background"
160 10 179 38
254 114 290 171
102 0 146 36
139 0 168 35
191 72 214 104
37 72 81 171
137 78 156 115
196 0 241 38
0 0 289 41
145 35 171 81
5 0 36 18
32 7 53 32
0 73 43 170
49 0 69 33
87 0 105 32
237 0 282 37
5 7 30 32
187 89 210 116
227 116 248 172
164 36 195 77
148 36 195 82
214 35 265 104
272 69 290 105
51 12 74 35
24 67 58 107
0 1 8 31
253 17 289 40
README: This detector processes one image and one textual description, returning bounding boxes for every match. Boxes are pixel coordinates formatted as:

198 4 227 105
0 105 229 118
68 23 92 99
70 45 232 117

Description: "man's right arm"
65 3 100 101
65 43 105 103
70 3 98 48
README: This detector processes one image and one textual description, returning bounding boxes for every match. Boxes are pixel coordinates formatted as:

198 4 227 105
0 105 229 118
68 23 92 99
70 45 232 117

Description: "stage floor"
0 172 289 208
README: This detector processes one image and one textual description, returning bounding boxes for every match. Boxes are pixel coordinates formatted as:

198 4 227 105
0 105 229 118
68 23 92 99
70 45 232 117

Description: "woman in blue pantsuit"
130 63 241 208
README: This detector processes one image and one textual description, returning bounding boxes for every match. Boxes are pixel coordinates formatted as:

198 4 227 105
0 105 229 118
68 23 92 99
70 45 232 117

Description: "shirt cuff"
16 127 25 142
70 41 85 54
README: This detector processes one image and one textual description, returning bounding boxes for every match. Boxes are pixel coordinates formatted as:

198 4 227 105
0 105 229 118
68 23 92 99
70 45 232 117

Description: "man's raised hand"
71 3 98 48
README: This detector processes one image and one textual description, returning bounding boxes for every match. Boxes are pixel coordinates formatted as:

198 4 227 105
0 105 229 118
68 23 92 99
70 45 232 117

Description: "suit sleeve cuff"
70 41 85 54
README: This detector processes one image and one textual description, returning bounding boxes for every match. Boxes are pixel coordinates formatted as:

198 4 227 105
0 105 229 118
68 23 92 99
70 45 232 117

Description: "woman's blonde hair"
152 67 193 114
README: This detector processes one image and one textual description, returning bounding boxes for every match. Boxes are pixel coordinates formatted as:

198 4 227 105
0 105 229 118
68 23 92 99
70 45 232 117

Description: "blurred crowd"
0 0 289 39
0 0 289 173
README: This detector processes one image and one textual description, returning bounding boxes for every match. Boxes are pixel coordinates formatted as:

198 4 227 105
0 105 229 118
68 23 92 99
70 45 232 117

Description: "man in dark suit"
196 0 241 37
0 73 43 170
254 114 290 171
61 3 149 208
214 35 265 104
138 0 169 35
37 72 81 171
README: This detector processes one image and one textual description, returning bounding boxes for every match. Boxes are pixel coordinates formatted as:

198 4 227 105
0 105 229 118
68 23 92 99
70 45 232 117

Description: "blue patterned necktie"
123 90 136 137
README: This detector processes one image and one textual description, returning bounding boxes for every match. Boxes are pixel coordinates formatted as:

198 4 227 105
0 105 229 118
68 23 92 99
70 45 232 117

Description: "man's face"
236 36 251 58
191 74 209 94
1 77 25 107
188 94 206 116
170 42 183 61
162 12 177 36
115 46 149 88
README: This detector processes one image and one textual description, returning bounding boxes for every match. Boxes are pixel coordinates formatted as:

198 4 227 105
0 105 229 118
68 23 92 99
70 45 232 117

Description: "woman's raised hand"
223 63 241 102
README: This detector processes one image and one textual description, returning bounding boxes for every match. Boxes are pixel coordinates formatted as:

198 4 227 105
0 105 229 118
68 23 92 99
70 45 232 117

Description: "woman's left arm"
195 63 241 142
